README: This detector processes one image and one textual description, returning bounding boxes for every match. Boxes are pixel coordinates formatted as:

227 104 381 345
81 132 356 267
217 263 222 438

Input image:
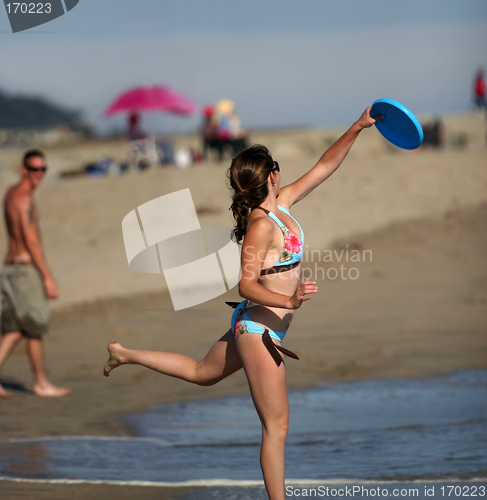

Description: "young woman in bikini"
104 107 379 500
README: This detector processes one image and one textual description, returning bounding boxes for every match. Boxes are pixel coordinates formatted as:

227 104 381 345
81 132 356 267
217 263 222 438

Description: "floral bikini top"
254 205 304 276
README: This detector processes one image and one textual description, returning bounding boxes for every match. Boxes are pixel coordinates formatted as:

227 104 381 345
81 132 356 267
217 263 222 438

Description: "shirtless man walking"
0 149 70 397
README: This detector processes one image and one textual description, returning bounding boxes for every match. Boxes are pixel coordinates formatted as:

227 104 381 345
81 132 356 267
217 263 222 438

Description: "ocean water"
0 370 486 498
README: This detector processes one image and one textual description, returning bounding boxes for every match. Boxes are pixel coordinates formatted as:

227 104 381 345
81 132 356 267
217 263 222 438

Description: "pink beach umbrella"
105 85 199 116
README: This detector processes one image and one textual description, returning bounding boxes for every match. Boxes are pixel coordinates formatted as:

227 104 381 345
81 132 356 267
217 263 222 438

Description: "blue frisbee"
371 98 423 150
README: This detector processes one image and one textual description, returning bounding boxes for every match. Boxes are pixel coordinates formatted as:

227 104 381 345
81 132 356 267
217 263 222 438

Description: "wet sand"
0 114 486 498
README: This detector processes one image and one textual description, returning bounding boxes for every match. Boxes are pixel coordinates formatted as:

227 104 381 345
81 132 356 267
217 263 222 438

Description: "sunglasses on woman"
273 161 280 173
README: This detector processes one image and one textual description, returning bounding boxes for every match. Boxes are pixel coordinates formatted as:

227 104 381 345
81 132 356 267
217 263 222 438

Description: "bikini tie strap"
225 301 241 309
262 329 300 367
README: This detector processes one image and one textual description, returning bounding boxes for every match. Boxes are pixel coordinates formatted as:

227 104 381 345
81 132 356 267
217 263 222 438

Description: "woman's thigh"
236 333 289 427
196 329 243 385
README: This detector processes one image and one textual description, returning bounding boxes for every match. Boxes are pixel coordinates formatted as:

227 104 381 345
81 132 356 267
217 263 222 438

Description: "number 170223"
6 3 52 14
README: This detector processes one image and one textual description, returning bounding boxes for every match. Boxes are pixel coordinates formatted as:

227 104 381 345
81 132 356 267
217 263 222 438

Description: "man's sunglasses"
273 161 280 173
25 166 48 173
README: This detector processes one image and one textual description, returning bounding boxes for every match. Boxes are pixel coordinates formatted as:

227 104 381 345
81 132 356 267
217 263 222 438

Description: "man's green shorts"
1 265 50 339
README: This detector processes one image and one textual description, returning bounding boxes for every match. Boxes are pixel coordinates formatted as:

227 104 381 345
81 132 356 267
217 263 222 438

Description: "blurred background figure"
473 68 486 111
422 118 444 148
201 105 219 160
127 112 175 169
215 98 248 155
127 112 147 141
214 98 236 142
0 149 71 398
202 99 249 162
126 112 159 170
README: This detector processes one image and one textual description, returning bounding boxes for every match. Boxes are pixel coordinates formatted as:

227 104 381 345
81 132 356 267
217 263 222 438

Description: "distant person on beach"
473 69 486 111
0 149 71 398
202 100 249 161
201 105 220 160
127 112 147 141
422 118 444 148
104 108 380 499
215 98 248 157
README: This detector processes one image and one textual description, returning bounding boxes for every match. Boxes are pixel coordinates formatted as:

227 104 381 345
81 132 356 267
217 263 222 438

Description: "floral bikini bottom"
227 300 299 367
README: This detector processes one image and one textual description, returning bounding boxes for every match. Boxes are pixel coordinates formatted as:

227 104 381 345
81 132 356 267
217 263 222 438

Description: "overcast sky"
1 0 486 133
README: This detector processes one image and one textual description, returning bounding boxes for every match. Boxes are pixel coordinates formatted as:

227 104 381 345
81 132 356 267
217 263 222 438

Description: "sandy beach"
0 113 486 499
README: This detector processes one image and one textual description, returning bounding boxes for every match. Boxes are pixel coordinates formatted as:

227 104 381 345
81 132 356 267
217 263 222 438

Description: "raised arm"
18 197 59 299
278 107 381 207
238 217 317 309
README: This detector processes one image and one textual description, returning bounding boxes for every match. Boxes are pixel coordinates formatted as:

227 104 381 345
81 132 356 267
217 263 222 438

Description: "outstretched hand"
357 106 383 129
290 279 318 309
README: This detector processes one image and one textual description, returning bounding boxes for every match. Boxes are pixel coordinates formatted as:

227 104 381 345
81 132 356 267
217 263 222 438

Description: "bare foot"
34 382 71 398
0 384 13 398
103 341 124 377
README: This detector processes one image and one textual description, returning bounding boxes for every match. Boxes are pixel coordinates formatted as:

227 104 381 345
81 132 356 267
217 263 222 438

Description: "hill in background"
0 88 82 130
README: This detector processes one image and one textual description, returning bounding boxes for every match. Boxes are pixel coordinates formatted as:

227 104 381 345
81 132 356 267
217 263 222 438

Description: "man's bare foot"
0 384 13 398
103 341 124 377
34 382 71 397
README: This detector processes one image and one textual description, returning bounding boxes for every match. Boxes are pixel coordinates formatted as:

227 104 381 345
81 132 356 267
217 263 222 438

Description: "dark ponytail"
227 145 274 243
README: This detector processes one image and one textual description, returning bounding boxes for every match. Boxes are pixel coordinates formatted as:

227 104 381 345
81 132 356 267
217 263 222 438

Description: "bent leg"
237 333 289 500
0 331 23 397
27 338 71 397
104 329 242 386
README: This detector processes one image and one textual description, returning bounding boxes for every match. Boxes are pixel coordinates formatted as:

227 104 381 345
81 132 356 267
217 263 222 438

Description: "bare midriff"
245 263 302 334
